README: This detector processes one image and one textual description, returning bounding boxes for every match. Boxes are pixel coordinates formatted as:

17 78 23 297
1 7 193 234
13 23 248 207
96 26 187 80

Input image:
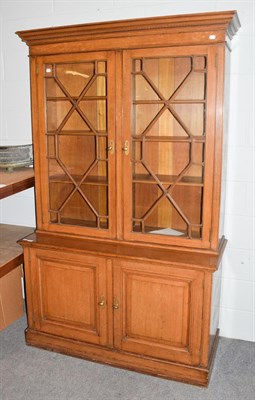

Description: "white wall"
0 0 254 342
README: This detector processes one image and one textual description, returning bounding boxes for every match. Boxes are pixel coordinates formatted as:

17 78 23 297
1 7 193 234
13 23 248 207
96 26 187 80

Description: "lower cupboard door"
113 259 204 365
27 248 109 346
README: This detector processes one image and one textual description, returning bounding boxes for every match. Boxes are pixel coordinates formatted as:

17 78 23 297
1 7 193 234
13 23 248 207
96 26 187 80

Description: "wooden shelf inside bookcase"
0 167 35 277
132 174 203 186
133 135 206 143
49 174 108 185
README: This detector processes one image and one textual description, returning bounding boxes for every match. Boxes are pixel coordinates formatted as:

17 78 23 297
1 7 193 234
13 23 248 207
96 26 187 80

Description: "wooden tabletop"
0 167 35 276
0 167 35 199
0 224 35 277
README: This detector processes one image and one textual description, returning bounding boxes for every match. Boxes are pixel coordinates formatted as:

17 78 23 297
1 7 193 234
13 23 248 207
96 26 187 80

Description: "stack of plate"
0 144 33 170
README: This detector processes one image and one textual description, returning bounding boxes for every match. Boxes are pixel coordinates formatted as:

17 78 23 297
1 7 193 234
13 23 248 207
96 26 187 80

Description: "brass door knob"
106 140 114 155
122 140 129 155
98 296 105 308
113 299 119 309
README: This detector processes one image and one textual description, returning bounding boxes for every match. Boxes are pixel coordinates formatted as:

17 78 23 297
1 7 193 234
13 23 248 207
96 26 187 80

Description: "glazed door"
122 46 217 248
26 248 109 345
33 51 116 238
113 259 204 365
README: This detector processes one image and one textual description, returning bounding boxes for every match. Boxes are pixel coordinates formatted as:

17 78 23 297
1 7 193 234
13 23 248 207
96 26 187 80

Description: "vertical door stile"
106 257 114 347
122 50 133 239
30 56 46 231
201 46 218 246
115 50 124 240
106 51 117 239
210 44 226 250
112 258 124 350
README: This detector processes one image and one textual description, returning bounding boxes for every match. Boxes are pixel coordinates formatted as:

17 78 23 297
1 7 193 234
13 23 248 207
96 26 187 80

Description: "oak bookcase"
17 11 240 386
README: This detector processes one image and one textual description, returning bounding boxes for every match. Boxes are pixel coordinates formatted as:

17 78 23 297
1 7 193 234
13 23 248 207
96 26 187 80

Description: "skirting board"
25 328 220 387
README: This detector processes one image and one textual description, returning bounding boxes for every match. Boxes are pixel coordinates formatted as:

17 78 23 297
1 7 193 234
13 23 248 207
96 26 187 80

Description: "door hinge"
36 64 39 75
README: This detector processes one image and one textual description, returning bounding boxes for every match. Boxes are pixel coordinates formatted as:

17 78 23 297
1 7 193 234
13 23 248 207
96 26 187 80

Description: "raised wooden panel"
40 260 96 327
27 248 108 345
113 259 204 365
125 273 190 346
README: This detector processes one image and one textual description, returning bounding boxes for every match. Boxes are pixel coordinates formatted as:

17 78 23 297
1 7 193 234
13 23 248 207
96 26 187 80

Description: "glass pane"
84 160 108 182
46 77 65 98
138 142 190 177
133 75 160 101
57 135 96 177
49 182 75 216
171 185 203 227
171 104 205 136
59 108 92 133
141 57 192 99
131 55 207 239
133 105 190 137
145 198 187 236
45 60 109 230
56 63 95 97
79 100 107 132
47 135 56 158
81 184 108 227
46 101 72 132
132 184 187 236
85 76 106 97
60 191 97 227
48 158 71 181
175 72 206 100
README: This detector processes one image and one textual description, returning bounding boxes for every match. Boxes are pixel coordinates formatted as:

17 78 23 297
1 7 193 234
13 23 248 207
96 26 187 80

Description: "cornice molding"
16 11 240 47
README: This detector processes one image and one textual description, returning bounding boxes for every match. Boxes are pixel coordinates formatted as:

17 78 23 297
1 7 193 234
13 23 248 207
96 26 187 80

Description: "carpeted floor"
0 316 254 400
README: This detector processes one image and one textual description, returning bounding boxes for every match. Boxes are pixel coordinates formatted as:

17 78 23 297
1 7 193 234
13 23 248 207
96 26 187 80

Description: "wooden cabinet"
113 259 204 366
25 248 109 345
17 11 240 386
